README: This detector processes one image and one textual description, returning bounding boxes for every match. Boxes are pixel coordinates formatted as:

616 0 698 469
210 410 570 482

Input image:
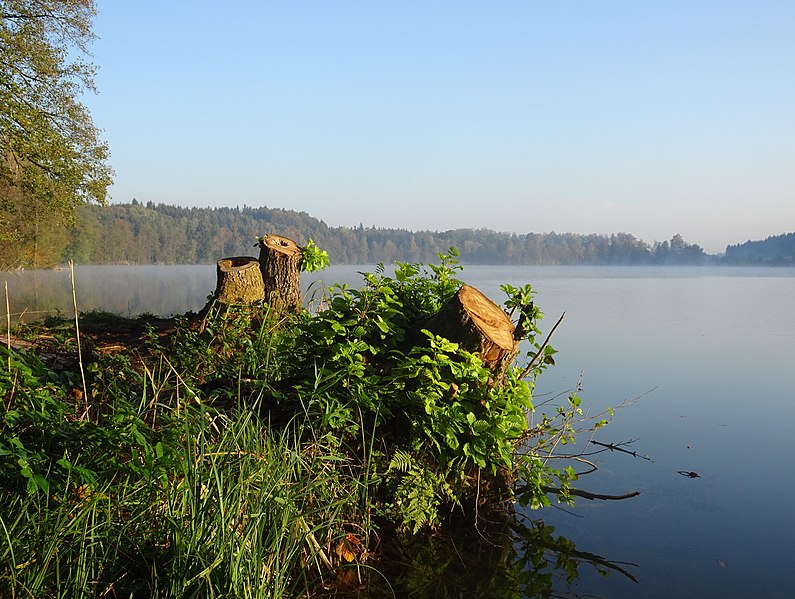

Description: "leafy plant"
265 249 597 531
300 238 330 272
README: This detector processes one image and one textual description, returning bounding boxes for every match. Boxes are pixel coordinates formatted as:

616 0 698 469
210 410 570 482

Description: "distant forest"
724 232 795 265
41 202 795 267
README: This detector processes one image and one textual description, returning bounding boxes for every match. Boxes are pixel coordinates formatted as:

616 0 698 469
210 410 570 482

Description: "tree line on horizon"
0 200 723 268
724 232 795 265
2 201 794 269
66 201 713 267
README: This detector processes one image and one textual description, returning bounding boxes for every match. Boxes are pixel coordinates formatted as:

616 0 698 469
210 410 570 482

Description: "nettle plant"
273 249 601 531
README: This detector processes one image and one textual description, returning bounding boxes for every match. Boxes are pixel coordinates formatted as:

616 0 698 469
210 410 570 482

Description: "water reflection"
342 512 637 598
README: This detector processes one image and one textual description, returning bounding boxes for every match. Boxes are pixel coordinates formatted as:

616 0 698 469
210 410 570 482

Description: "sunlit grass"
0 345 369 598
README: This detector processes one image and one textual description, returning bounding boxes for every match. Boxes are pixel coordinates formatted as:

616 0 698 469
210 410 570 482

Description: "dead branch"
590 439 653 462
514 481 641 502
542 486 641 501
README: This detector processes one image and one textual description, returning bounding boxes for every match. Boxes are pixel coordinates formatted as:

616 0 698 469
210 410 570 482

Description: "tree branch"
590 439 653 462
519 311 565 380
542 486 641 501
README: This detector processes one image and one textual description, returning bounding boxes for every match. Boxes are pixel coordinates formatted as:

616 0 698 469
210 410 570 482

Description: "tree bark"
422 285 518 378
212 256 265 304
195 256 264 323
258 234 302 312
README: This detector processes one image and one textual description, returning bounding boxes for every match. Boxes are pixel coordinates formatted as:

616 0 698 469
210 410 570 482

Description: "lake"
4 264 795 597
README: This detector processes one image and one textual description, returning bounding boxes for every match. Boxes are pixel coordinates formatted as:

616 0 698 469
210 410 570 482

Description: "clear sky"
84 1 795 253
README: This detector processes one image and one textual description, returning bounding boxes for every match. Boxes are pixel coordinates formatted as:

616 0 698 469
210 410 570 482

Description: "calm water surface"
4 264 795 597
469 266 795 597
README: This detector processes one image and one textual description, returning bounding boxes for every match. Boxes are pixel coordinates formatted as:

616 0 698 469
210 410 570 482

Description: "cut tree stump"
196 256 264 322
258 234 302 312
212 256 265 305
422 285 518 378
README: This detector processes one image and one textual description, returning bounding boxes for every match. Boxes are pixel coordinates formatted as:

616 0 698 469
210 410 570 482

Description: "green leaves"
1 1 113 267
279 252 545 527
299 238 330 272
272 250 608 528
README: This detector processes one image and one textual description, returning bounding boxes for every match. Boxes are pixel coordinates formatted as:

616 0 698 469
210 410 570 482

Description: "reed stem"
4 280 9 372
69 260 89 418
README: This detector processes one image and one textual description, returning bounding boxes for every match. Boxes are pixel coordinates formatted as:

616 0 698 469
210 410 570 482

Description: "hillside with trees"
7 198 793 269
49 201 713 267
724 232 795 265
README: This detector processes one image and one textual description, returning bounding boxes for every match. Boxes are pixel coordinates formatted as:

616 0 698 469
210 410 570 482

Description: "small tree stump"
258 234 302 312
213 256 265 304
195 256 264 322
423 285 518 377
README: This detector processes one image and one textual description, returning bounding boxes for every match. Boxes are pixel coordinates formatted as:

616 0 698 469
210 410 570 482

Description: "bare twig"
69 261 89 419
4 280 10 372
551 544 640 583
520 386 658 449
590 439 653 462
519 311 565 380
508 515 640 583
299 516 333 570
475 467 481 530
570 456 599 475
549 503 584 518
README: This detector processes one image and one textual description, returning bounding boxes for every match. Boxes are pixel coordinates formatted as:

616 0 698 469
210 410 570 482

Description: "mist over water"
5 264 795 597
2 264 371 320
4 265 214 319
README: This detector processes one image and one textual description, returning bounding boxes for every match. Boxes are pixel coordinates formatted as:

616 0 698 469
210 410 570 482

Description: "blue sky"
84 1 795 253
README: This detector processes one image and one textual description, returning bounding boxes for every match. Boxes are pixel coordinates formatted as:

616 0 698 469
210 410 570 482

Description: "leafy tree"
0 0 112 268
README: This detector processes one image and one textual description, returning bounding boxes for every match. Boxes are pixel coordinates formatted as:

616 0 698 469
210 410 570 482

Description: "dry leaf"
335 533 361 562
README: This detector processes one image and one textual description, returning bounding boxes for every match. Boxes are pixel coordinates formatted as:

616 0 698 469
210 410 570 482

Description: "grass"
0 329 370 598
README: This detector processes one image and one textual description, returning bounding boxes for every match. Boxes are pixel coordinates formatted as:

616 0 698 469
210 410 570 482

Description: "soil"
6 313 178 370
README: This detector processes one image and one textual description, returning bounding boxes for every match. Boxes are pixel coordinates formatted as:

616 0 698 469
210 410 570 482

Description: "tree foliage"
55 201 711 267
0 0 112 268
725 231 795 265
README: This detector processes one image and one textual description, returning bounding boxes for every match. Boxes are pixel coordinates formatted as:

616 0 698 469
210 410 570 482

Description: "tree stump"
258 234 302 312
212 256 265 304
422 285 518 377
195 256 264 323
